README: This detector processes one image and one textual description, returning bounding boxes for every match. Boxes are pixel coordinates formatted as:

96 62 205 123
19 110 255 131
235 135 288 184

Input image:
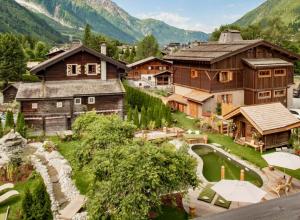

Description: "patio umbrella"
262 152 300 171
211 180 266 203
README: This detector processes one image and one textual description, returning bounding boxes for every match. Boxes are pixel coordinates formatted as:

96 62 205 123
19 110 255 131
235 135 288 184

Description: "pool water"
193 146 263 187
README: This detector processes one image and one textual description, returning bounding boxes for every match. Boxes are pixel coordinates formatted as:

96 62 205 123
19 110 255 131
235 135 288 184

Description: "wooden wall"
3 87 18 103
36 51 120 81
127 60 172 80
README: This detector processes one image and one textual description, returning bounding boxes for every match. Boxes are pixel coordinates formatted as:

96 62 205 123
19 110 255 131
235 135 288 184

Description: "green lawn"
50 137 93 195
172 112 198 130
0 172 42 220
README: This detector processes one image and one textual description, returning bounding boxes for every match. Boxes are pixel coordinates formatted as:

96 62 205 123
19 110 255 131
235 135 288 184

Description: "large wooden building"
164 30 300 118
16 44 127 135
127 56 173 88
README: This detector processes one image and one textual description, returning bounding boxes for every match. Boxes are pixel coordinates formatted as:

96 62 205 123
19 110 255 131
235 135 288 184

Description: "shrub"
216 103 222 116
0 119 3 138
16 112 26 137
4 111 14 133
22 74 41 82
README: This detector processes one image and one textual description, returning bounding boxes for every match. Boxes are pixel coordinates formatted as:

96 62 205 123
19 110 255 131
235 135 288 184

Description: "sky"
113 0 266 33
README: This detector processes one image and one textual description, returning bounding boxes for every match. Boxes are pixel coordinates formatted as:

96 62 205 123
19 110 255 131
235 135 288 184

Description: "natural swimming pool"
193 145 263 187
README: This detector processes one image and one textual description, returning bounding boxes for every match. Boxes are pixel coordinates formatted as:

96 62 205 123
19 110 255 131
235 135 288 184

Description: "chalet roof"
184 90 213 104
243 58 294 69
164 40 300 64
31 44 127 74
2 83 20 93
153 70 172 77
224 103 300 135
127 56 172 68
16 79 125 100
167 94 188 105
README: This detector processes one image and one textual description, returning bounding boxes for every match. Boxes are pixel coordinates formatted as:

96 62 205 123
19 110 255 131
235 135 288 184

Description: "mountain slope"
0 0 66 43
15 0 209 44
235 0 300 27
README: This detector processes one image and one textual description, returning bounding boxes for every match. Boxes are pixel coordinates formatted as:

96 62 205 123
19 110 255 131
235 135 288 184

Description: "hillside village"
1 0 300 220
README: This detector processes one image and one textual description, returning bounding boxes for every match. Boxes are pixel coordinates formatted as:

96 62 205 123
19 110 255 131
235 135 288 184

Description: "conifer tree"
133 106 140 128
83 24 92 46
5 111 14 133
0 119 3 138
154 106 161 128
22 188 33 220
127 107 133 122
16 112 26 137
140 106 147 129
32 180 52 220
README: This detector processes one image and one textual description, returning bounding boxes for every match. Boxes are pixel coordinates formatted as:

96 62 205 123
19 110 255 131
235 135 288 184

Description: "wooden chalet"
126 56 173 88
164 30 300 118
223 103 300 150
16 44 127 135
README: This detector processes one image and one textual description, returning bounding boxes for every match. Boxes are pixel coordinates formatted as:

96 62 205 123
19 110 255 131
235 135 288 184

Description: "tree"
216 103 222 116
5 111 14 133
127 107 133 122
0 119 3 138
31 180 52 220
22 188 33 220
140 106 147 129
123 47 130 61
16 112 26 137
34 41 48 60
154 105 161 128
87 142 199 220
136 35 160 60
133 106 140 128
0 33 26 84
83 24 92 46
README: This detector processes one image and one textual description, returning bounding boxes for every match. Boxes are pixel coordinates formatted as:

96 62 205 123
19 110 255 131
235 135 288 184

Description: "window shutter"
76 65 81 75
85 64 88 75
219 72 222 82
67 64 72 76
229 72 233 81
96 64 101 75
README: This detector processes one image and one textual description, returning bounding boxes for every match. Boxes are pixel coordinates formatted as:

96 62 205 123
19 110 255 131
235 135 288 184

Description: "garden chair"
0 190 19 204
0 183 14 193
284 176 293 193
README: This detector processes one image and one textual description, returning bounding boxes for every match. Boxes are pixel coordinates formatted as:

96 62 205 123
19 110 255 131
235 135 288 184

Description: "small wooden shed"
2 83 20 103
224 103 300 151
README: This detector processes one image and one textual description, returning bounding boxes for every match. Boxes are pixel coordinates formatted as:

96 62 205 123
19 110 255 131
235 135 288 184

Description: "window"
258 70 271 78
67 64 78 76
258 91 271 99
74 98 81 105
32 103 38 109
148 76 152 81
88 97 95 104
218 94 233 104
274 89 286 97
218 71 233 83
56 102 63 108
191 69 198 78
87 64 97 75
274 69 286 77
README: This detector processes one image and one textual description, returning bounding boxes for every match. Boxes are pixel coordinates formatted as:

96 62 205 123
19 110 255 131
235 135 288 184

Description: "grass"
172 112 198 130
0 172 42 220
49 137 93 195
154 206 188 220
214 196 231 209
198 184 215 203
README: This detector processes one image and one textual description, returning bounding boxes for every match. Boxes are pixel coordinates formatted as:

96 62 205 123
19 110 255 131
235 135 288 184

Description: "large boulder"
0 130 27 165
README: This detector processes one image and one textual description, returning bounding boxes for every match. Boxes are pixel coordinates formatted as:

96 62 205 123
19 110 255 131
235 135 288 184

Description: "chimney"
218 30 243 43
100 43 107 81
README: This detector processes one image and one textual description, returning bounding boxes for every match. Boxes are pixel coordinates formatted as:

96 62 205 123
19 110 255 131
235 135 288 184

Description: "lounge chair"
214 196 231 209
285 176 293 193
0 183 14 193
0 190 19 204
271 183 286 197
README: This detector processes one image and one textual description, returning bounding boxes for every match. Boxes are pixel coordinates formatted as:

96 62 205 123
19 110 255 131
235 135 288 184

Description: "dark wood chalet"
127 56 173 88
224 103 300 150
16 44 127 135
164 30 300 118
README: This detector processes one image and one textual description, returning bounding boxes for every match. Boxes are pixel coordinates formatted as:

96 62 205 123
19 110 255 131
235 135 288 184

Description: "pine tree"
16 112 26 137
124 47 130 61
136 35 160 60
127 107 132 122
22 188 33 220
83 24 92 46
5 111 14 133
133 106 140 128
147 107 153 122
140 106 147 129
154 106 161 128
32 180 53 220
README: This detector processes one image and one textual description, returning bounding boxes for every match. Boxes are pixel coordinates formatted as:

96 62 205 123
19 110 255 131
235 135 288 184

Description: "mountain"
13 0 208 45
234 0 300 27
0 0 66 43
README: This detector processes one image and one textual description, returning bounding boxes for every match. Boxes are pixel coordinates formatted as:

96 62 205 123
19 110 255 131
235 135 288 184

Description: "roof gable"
31 45 127 74
127 56 172 68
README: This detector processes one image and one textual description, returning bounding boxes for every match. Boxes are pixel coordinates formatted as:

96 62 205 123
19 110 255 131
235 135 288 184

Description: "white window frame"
56 102 63 108
274 89 286 97
74 98 82 105
32 103 38 109
68 64 78 76
88 97 95 104
258 70 271 78
86 63 97 75
274 69 286 77
258 91 271 99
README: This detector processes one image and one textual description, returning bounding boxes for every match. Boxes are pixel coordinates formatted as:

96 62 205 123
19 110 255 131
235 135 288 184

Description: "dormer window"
67 64 80 76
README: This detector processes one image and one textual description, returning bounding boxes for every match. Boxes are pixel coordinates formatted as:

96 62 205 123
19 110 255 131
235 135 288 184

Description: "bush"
216 103 222 116
22 74 41 82
4 111 14 133
16 112 26 137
